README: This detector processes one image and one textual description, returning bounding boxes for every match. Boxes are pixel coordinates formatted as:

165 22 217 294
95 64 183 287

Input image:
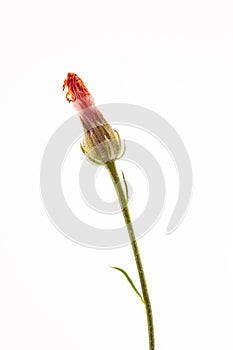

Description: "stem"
105 161 155 350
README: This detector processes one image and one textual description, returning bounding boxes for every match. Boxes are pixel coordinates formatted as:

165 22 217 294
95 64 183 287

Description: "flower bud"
63 73 125 165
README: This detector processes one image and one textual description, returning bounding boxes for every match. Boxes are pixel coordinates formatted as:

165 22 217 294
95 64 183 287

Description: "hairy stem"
105 161 155 350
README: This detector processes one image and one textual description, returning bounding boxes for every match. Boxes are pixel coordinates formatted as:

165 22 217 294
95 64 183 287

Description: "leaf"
120 170 129 203
111 266 145 304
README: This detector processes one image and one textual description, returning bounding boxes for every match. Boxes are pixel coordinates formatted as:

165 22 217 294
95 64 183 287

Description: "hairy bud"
63 73 125 165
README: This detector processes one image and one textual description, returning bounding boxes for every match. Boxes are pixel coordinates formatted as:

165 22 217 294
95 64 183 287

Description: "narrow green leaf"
120 170 129 203
111 266 145 304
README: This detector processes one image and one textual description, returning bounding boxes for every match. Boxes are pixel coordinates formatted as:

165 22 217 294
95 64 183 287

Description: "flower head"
63 73 125 165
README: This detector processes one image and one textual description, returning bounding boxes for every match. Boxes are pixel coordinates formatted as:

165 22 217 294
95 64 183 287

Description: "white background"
0 0 233 349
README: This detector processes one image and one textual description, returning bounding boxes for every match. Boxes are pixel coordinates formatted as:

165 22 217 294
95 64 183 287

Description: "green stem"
105 161 155 350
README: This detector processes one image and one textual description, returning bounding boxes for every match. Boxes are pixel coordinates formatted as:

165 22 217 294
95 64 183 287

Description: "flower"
63 73 125 165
